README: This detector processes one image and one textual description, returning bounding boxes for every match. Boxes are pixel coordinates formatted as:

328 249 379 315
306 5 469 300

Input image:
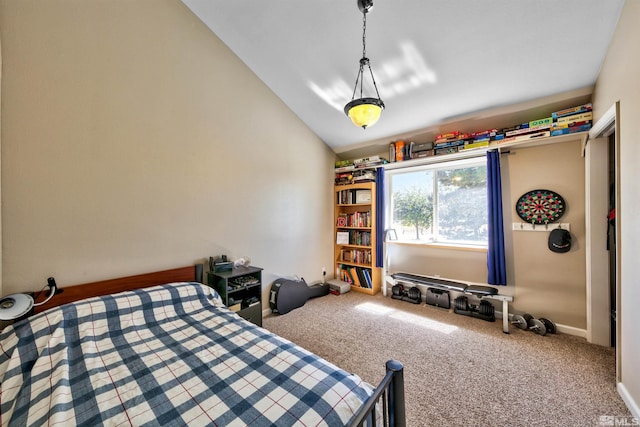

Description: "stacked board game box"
550 103 592 136
389 140 435 161
409 141 434 158
459 129 497 150
494 117 552 143
434 131 471 155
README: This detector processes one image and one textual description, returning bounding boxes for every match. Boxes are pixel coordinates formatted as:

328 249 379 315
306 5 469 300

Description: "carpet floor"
262 291 630 427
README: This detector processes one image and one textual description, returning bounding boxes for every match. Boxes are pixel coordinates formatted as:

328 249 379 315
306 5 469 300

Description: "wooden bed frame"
30 263 405 426
33 264 203 314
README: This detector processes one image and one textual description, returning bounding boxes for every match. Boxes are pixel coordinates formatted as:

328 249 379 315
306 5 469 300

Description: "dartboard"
516 189 566 225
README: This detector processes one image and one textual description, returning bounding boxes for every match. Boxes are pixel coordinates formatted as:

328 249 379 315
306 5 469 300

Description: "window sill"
386 240 487 252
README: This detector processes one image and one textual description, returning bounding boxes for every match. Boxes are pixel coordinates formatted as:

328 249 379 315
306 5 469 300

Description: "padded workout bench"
389 272 514 333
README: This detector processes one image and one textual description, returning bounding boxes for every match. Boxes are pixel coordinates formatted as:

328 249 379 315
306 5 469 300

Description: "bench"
389 272 514 333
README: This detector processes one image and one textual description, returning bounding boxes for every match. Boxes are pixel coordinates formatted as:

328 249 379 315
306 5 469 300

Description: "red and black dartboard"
515 189 566 225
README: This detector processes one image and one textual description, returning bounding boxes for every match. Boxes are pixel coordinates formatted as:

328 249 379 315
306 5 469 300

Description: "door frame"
585 101 620 379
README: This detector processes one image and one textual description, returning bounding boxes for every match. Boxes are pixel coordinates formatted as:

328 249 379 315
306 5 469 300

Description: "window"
387 158 488 246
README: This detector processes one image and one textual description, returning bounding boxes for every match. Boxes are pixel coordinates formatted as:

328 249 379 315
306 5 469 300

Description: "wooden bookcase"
334 182 381 295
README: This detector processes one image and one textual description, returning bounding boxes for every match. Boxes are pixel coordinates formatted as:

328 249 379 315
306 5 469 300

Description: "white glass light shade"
345 97 385 129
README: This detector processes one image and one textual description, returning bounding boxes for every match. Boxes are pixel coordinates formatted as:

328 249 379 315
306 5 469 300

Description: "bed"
0 265 405 426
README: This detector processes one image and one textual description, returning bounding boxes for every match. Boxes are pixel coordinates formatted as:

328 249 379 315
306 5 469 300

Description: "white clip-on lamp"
0 277 58 321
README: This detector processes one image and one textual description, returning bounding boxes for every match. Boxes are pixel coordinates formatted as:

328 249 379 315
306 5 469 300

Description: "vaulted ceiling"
182 0 624 156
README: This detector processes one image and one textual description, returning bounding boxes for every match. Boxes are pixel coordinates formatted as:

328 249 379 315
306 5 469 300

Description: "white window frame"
385 156 488 248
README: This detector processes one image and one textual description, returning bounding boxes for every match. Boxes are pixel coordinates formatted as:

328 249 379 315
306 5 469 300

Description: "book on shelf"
356 268 370 288
337 264 372 288
336 231 349 244
363 269 372 288
340 248 372 264
349 267 362 287
351 230 371 246
343 211 371 228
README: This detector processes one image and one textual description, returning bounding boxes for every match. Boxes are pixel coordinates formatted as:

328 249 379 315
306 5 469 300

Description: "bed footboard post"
387 360 406 426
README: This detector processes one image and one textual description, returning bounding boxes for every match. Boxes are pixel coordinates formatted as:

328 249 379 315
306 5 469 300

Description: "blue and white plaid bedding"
0 282 372 426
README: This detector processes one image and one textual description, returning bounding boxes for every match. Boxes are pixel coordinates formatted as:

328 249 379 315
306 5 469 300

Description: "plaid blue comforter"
0 282 372 426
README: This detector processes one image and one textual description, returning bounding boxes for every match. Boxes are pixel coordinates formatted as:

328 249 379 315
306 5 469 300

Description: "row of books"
339 248 372 265
337 264 373 289
336 230 372 246
336 189 372 205
336 211 371 228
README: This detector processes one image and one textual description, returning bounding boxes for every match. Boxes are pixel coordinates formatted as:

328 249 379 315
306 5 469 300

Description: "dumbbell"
539 317 557 334
511 313 556 336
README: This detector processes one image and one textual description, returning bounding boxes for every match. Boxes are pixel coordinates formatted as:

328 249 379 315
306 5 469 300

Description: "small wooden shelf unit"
334 182 381 295
207 266 263 327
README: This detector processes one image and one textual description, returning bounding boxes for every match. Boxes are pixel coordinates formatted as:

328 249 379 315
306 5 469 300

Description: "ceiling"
181 0 624 156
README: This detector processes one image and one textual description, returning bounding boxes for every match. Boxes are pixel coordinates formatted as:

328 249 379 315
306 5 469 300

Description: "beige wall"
387 244 487 284
505 140 586 328
0 0 335 304
384 138 587 328
0 36 3 294
592 0 640 416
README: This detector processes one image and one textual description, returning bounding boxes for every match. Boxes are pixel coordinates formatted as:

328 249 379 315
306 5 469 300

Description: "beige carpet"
262 291 630 427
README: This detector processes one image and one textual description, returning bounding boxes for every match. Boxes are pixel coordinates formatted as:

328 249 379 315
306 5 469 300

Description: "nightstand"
207 266 263 327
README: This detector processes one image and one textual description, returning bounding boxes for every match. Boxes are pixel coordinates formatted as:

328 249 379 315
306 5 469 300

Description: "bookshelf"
334 182 381 295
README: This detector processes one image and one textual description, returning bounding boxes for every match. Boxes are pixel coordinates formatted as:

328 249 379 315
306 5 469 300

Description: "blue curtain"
487 150 507 285
375 167 385 268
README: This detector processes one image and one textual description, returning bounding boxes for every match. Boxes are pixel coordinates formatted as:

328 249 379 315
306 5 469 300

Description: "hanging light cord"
361 10 367 60
350 9 382 102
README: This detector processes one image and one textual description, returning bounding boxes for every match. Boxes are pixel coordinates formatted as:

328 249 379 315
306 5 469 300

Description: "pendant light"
344 0 385 129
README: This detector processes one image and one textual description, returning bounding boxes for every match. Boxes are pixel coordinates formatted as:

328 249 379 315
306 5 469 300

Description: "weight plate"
479 300 494 316
539 317 557 334
512 314 528 330
454 296 468 311
531 318 547 336
523 313 534 327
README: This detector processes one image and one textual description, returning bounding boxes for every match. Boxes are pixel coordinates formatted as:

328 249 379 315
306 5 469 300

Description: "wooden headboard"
33 264 204 314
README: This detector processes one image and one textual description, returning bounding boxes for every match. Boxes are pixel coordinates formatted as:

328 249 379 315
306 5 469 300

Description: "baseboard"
555 323 587 338
386 282 590 338
492 312 586 338
618 382 640 418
